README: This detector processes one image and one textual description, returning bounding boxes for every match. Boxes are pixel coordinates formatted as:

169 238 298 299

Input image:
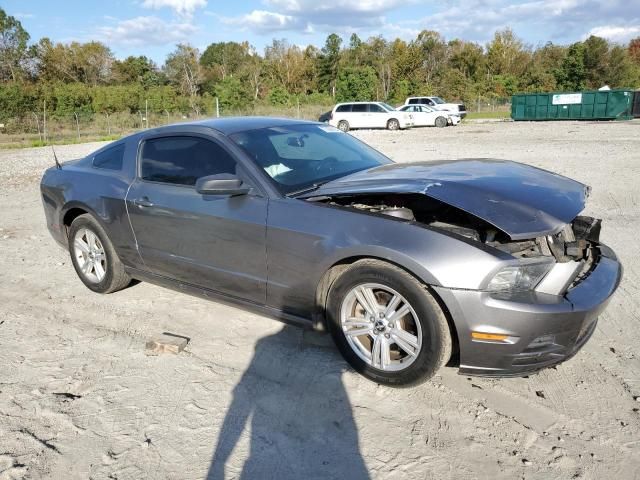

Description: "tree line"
1 6 639 123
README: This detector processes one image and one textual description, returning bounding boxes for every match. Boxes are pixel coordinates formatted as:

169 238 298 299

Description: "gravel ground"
1 120 639 480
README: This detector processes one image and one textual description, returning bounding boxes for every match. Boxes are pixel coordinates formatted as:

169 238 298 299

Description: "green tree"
0 8 31 82
267 85 291 106
556 42 586 90
605 46 640 88
214 76 250 110
318 34 342 97
335 66 377 102
113 56 164 87
164 44 203 114
486 28 530 77
412 30 448 86
449 40 485 82
0 83 38 120
582 35 609 88
264 39 310 94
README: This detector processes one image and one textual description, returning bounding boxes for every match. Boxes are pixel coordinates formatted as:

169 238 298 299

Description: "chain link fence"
471 96 511 113
0 111 208 147
0 98 510 147
0 103 336 148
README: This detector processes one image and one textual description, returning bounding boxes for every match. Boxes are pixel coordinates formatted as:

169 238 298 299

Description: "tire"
326 259 452 387
387 118 400 130
68 214 131 294
337 120 350 132
435 116 448 128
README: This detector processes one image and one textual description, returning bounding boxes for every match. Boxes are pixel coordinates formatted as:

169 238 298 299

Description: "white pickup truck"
405 96 467 118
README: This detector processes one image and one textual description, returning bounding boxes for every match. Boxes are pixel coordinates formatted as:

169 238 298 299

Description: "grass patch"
465 110 511 120
0 134 123 150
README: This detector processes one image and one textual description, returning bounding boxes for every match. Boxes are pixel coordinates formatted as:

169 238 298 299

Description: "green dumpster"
511 90 635 121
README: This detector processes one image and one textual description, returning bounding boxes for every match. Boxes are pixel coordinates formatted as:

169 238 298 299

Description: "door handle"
133 197 154 208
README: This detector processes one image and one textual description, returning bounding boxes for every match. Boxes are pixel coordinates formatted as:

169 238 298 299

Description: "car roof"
336 101 382 105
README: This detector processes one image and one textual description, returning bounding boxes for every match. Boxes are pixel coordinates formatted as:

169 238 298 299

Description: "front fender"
265 199 508 317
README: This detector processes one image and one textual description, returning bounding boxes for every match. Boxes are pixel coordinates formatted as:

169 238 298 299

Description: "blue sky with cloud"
5 0 640 63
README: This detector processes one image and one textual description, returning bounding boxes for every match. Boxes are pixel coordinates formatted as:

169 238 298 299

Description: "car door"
125 133 268 304
404 106 424 126
368 104 389 128
418 106 438 126
349 103 369 128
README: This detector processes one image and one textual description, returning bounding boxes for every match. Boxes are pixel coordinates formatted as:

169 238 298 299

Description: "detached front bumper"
434 245 622 377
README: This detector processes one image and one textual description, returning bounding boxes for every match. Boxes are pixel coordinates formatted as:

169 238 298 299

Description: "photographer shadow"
206 325 370 480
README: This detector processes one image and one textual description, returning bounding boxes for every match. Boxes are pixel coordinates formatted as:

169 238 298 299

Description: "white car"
405 96 467 118
329 102 413 132
397 104 460 128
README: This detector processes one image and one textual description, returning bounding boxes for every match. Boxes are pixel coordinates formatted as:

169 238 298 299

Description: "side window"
351 104 368 113
336 104 351 112
426 99 434 106
369 104 385 113
93 144 125 170
140 136 237 186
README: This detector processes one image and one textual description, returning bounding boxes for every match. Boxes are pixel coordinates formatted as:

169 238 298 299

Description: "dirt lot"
1 120 639 480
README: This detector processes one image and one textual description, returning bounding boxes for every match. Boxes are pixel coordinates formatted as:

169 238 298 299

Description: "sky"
4 0 640 63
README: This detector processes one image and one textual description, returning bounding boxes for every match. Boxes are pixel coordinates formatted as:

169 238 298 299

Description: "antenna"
51 146 61 170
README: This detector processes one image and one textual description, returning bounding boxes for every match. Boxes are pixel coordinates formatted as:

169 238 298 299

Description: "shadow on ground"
207 325 370 480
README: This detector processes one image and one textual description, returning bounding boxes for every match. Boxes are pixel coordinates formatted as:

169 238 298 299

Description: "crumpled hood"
303 159 589 240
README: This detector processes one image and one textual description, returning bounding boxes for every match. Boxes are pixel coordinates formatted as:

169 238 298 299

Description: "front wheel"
68 214 131 294
327 260 452 387
435 116 448 128
387 118 400 130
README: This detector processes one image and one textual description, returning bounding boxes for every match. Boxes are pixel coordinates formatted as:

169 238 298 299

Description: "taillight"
330 112 333 120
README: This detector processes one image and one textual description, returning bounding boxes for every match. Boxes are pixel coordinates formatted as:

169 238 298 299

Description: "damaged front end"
308 192 603 296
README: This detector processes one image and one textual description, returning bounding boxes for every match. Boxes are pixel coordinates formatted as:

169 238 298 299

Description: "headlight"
487 262 553 292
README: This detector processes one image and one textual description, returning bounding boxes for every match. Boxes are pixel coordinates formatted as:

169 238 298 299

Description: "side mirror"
195 173 250 196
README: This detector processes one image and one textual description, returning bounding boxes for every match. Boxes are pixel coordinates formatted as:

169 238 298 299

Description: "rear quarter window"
93 144 125 170
336 105 352 112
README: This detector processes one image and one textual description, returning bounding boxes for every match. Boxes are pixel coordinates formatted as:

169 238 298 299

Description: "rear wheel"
435 116 448 128
387 118 400 130
327 260 452 386
337 120 350 132
68 214 131 294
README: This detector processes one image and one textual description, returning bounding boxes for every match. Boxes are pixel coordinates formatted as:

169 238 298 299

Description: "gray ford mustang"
40 117 622 386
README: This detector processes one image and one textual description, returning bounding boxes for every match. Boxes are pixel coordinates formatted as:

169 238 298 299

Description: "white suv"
405 96 467 118
329 102 413 132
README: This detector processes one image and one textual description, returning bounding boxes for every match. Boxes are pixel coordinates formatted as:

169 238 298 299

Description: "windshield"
432 97 445 104
379 103 396 112
230 124 392 195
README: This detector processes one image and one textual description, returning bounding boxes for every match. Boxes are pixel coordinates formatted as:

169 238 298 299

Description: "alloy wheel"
340 283 423 371
73 228 107 283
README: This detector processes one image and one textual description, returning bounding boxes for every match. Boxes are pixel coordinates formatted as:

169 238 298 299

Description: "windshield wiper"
287 181 330 197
